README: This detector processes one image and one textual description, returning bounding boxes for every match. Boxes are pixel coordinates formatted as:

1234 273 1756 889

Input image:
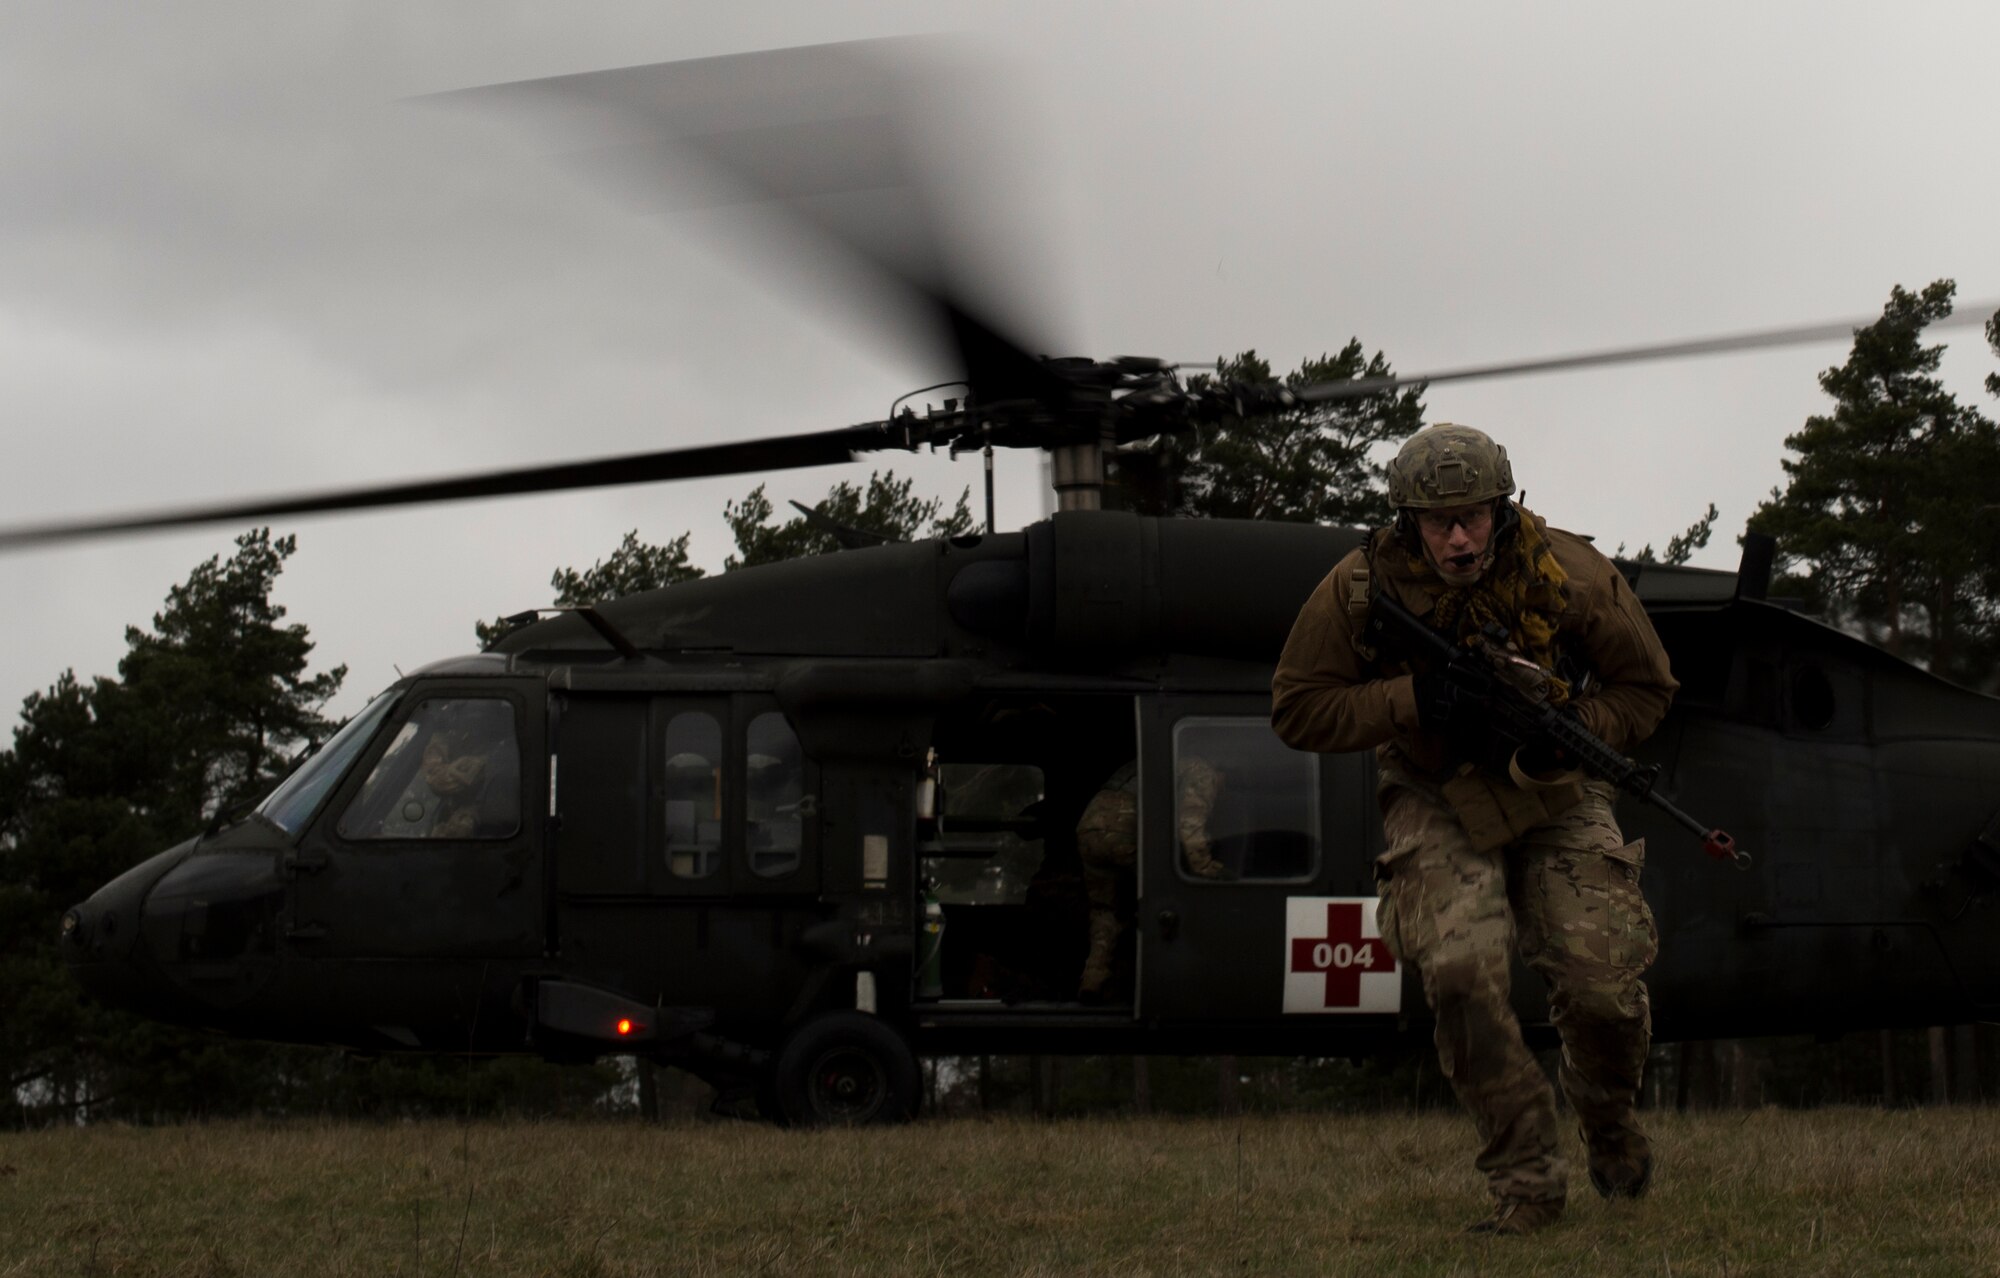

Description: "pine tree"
1112 344 1427 524
476 530 706 647
1987 306 2000 401
1749 281 2000 683
0 530 346 1121
724 471 973 570
1621 503 1720 566
551 529 706 602
478 471 974 644
111 530 346 818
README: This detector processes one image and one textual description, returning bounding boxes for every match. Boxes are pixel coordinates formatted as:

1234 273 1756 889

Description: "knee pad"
1553 973 1647 1026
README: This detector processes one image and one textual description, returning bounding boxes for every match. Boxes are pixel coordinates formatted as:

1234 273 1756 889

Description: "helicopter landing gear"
766 1011 920 1127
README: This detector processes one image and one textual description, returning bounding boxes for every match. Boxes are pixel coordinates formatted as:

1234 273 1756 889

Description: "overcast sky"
1 2 1995 722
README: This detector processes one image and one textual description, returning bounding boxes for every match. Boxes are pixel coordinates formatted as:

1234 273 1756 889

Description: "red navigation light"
616 1018 634 1036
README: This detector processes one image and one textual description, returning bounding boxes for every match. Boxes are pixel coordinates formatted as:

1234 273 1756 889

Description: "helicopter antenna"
983 426 995 534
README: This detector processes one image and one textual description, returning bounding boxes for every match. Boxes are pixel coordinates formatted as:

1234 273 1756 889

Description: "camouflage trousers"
1375 778 1657 1205
1076 788 1138 997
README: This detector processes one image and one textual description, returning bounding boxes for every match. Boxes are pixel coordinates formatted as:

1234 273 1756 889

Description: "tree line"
3 283 1997 1125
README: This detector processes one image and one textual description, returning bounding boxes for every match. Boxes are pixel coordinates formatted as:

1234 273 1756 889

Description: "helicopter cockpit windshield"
255 689 400 837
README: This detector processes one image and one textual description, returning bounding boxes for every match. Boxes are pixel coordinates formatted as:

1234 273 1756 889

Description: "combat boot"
1463 1197 1564 1237
1076 912 1120 1001
1584 1125 1653 1200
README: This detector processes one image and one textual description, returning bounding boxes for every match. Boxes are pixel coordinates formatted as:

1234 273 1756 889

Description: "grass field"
3 1107 1998 1276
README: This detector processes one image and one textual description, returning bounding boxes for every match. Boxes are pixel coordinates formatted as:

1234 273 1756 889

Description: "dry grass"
3 1107 1998 1276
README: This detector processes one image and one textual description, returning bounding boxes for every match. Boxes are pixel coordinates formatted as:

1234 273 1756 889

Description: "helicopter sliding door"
548 692 822 1021
1137 695 1376 1025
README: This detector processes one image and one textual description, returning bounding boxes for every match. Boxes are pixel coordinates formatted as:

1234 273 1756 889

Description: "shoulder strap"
1346 538 1382 661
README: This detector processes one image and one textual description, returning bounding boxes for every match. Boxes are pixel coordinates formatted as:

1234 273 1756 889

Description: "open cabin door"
914 692 1140 1008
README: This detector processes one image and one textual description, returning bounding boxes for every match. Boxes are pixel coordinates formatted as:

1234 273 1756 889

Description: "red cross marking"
1289 902 1397 1008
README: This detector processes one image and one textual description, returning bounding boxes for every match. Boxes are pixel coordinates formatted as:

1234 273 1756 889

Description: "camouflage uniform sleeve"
1564 545 1678 753
1271 550 1421 754
1175 757 1221 859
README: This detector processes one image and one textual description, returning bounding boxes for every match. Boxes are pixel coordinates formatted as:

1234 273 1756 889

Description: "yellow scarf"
1407 503 1572 705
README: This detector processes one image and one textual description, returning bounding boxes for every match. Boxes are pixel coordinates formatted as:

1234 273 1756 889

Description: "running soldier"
1272 424 1677 1236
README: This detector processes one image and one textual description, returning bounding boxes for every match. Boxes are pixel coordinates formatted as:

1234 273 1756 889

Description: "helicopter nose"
61 841 193 1011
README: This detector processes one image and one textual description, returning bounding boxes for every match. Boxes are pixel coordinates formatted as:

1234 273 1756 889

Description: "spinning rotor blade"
1288 303 2000 405
14 40 1995 554
1 41 1072 555
436 40 1067 408
0 423 899 552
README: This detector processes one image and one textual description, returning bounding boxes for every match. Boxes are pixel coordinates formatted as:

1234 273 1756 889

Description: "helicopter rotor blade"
2 43 1077 555
18 296 1995 551
16 43 1996 554
433 40 1069 409
0 422 905 552
1285 302 2000 405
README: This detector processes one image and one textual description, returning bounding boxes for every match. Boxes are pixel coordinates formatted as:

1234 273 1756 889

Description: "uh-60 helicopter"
33 41 2000 1126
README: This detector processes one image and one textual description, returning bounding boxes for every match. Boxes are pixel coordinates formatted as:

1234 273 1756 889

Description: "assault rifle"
1363 591 1749 868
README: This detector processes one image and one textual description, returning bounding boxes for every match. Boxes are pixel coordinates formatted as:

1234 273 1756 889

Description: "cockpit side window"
664 711 723 880
337 698 522 841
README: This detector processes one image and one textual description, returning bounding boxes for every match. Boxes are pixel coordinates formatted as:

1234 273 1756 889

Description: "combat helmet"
1386 424 1515 509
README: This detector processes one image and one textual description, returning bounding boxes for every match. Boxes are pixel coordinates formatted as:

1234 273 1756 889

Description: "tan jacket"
1272 516 1678 785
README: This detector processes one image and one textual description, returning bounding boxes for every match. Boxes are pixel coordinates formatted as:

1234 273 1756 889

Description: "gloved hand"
1515 704 1585 777
1413 667 1487 732
1514 739 1570 777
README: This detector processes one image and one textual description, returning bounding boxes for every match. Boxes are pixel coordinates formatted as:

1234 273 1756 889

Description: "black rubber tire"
770 1011 920 1127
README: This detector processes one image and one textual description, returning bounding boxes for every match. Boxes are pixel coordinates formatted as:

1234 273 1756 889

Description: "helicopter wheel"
770 1011 920 1127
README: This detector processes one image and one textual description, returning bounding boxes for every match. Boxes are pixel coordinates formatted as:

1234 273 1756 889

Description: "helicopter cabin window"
663 711 724 880
337 698 522 841
746 713 804 878
1171 717 1318 882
